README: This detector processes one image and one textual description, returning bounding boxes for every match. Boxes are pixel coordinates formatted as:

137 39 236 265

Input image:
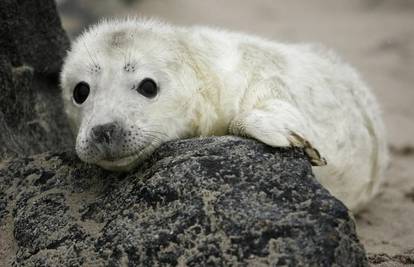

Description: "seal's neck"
176 40 231 136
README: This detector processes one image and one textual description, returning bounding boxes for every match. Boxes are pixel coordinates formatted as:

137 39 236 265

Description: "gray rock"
0 0 74 160
0 136 368 266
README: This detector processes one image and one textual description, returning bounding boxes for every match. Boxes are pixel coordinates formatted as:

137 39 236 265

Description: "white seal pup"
60 18 388 212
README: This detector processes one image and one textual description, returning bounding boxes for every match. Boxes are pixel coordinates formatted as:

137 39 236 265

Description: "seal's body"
61 18 388 211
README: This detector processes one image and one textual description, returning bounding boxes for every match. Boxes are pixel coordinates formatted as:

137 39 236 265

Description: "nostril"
91 122 119 144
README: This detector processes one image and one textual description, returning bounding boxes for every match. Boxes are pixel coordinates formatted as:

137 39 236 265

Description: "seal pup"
60 18 388 211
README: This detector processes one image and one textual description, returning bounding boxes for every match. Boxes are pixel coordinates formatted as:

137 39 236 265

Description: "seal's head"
60 18 201 171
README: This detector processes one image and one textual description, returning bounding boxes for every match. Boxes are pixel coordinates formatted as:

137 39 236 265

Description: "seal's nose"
91 122 120 144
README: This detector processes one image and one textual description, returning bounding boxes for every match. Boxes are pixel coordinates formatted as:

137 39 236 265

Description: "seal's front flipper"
288 131 327 166
229 99 326 166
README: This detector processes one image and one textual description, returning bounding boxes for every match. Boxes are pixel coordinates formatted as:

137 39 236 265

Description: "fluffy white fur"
60 18 388 212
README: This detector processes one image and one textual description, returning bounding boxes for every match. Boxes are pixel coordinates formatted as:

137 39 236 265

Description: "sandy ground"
58 0 414 263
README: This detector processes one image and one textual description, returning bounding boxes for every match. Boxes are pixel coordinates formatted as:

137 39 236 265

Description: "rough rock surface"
0 0 74 160
0 137 368 266
368 252 414 266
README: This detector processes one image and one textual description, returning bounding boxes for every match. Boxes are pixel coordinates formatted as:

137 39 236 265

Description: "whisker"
82 40 98 67
141 131 168 139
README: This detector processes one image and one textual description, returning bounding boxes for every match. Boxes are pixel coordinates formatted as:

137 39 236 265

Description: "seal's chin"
97 153 141 171
84 141 161 172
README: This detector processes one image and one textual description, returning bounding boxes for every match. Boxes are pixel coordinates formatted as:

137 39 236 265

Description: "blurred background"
56 0 414 258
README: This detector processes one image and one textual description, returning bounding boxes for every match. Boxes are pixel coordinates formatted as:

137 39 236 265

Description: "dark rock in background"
0 0 74 160
0 137 368 266
0 0 69 74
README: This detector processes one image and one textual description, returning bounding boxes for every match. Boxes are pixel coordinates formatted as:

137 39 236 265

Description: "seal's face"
60 20 196 171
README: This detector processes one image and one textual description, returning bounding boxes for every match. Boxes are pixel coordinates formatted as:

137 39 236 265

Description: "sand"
58 0 414 264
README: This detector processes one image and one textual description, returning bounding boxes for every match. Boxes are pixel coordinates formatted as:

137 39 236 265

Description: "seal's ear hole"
73 82 90 104
136 78 158 98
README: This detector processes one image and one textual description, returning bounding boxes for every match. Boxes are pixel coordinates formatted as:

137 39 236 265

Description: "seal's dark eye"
137 78 158 98
73 82 90 104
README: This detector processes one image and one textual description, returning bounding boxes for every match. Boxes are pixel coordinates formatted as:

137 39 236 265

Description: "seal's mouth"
95 153 143 171
97 153 141 171
95 142 159 171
